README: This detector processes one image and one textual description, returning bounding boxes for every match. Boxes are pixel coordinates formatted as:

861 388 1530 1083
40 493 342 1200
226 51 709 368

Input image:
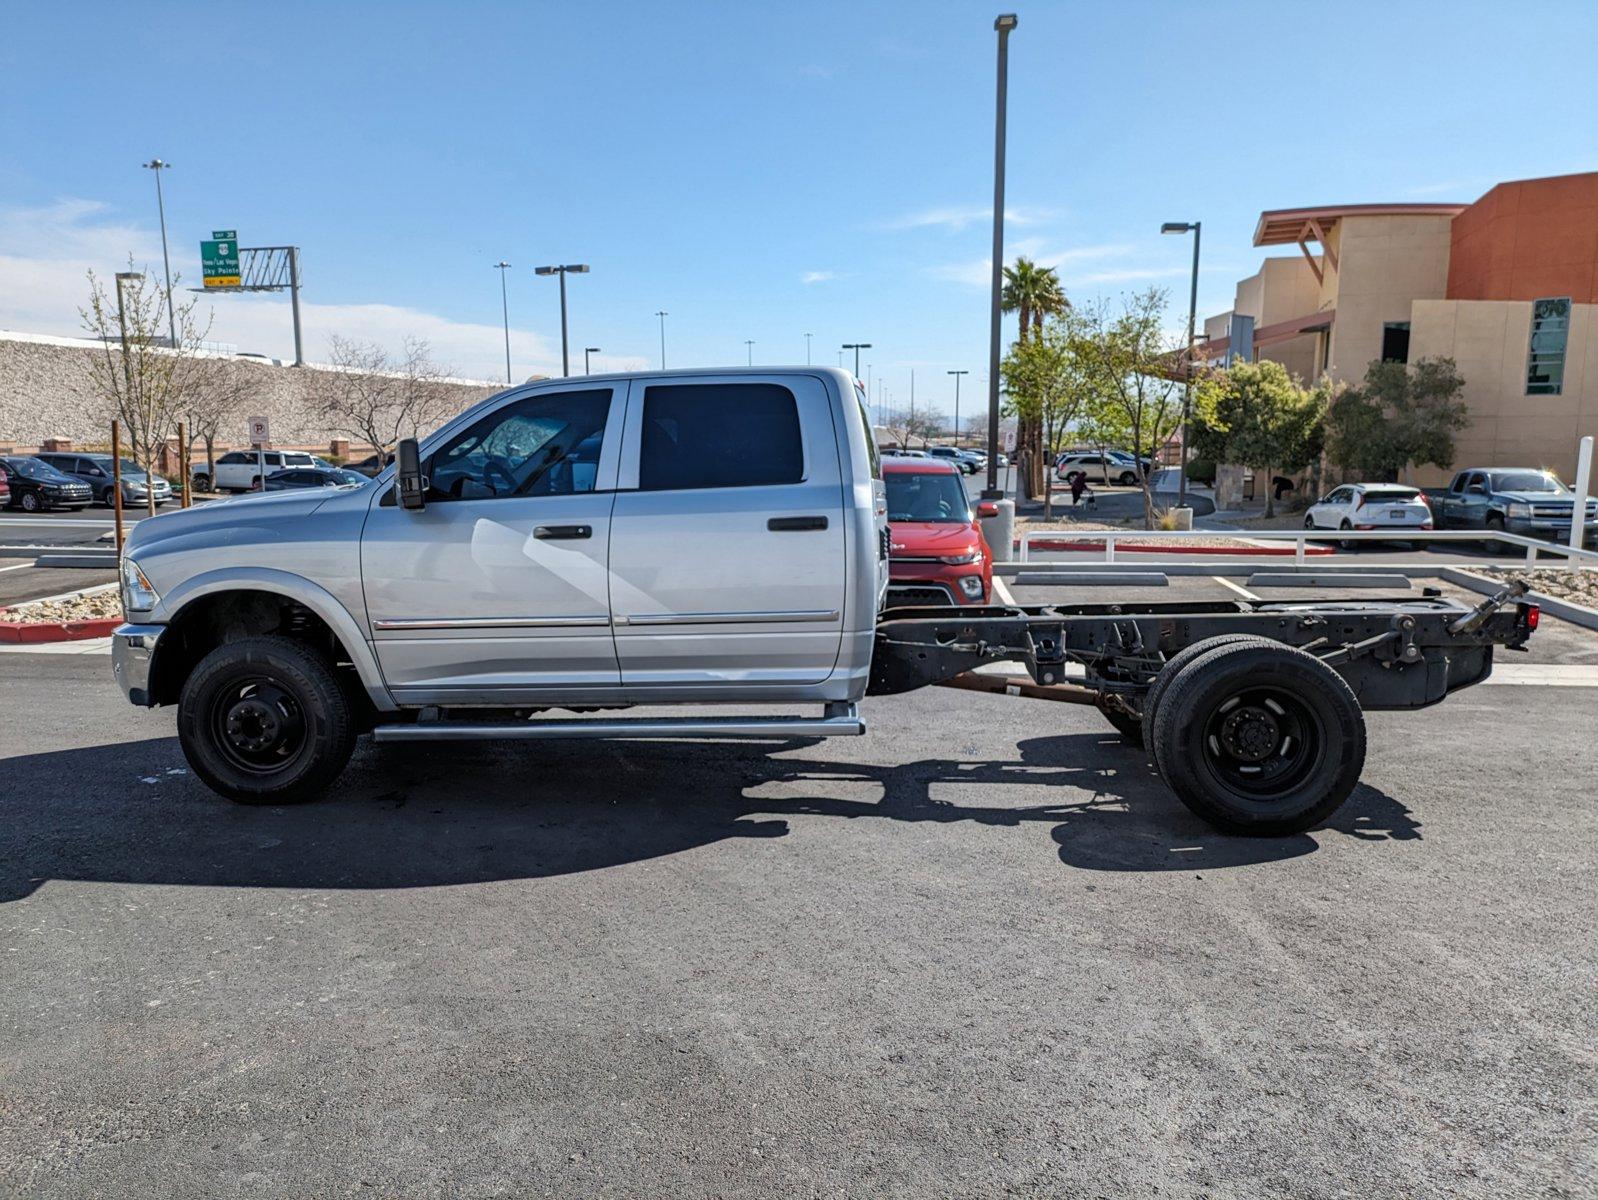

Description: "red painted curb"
1015 538 1336 557
0 614 121 644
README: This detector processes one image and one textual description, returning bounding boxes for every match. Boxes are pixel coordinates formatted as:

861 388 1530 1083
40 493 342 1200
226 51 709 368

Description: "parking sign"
247 416 270 446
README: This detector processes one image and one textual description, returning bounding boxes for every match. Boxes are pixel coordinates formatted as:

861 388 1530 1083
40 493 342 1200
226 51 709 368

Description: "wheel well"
148 589 363 710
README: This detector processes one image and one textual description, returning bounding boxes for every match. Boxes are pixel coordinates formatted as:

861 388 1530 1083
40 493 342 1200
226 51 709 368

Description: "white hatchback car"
1305 483 1433 543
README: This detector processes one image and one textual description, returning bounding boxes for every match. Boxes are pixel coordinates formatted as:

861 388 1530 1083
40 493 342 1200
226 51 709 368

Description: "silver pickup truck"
112 367 1538 837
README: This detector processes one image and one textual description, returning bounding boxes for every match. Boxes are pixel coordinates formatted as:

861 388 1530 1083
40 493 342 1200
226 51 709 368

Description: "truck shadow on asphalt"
0 732 1418 902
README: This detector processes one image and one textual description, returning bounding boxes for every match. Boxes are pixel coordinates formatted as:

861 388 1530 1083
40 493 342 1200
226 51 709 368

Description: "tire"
1095 698 1144 744
1152 641 1366 836
1303 515 1316 530
177 635 357 805
192 473 212 493
101 487 117 508
249 476 263 492
1484 513 1506 552
1339 519 1356 551
20 491 40 513
1142 634 1280 760
1118 471 1137 486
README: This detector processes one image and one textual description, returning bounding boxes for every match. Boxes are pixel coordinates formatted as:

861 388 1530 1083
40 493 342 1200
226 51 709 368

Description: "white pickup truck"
112 368 1537 836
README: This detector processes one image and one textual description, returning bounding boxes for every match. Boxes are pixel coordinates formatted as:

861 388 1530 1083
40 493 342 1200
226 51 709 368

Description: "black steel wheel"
1152 641 1365 835
178 635 356 805
1141 634 1280 760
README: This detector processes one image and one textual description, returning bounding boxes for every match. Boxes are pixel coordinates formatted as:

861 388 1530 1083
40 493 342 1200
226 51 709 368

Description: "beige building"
1199 172 1598 484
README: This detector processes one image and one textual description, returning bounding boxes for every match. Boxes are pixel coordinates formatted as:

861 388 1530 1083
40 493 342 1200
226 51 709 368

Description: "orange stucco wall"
1448 172 1598 304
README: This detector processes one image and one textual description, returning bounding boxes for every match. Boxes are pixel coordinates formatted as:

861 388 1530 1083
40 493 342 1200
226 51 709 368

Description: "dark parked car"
34 452 172 507
351 452 394 477
261 467 369 491
0 455 93 511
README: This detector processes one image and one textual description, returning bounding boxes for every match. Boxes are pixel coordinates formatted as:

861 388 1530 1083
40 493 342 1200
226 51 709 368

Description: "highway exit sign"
202 230 240 288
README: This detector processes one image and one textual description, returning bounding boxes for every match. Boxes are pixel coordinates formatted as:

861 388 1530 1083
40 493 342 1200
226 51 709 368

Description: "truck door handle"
768 516 828 532
534 524 592 540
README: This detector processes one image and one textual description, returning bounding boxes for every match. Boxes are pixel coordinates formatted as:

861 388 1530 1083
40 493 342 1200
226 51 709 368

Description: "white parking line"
1212 575 1260 600
992 575 1017 606
0 562 32 573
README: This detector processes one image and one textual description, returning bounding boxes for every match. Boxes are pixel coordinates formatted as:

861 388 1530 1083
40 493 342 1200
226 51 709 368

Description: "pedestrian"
1069 470 1090 507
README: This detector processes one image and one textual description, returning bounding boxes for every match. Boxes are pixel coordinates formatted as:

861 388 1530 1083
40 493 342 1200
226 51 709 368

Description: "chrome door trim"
372 615 611 631
617 609 841 627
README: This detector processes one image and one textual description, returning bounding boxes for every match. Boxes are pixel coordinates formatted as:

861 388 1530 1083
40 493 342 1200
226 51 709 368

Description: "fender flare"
150 566 397 712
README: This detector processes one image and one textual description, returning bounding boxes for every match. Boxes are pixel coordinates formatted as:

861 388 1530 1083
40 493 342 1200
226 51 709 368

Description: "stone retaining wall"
0 333 498 455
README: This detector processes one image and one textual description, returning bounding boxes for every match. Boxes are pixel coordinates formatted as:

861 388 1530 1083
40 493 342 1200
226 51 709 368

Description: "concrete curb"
1247 573 1412 589
1438 567 1598 632
1015 537 1336 557
1012 572 1169 587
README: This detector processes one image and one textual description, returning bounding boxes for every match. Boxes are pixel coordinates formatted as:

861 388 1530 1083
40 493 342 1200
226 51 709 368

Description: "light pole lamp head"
1161 222 1195 234
994 13 1017 31
494 260 511 269
115 271 145 282
586 346 601 353
142 159 170 170
534 265 557 276
566 264 591 274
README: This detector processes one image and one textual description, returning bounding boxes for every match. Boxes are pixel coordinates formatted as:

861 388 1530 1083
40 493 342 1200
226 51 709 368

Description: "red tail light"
1419 492 1433 510
1520 603 1540 631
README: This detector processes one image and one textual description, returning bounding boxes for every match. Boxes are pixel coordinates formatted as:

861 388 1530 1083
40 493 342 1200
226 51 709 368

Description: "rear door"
608 374 846 688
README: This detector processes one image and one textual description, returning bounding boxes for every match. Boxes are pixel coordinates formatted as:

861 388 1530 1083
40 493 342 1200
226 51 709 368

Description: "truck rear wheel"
1151 641 1366 836
177 635 356 805
1142 634 1279 759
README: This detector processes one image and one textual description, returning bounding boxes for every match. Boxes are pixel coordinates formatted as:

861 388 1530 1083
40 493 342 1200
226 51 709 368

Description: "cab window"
428 389 612 501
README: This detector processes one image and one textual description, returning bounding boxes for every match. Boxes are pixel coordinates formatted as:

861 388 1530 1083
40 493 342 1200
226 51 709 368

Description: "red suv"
883 457 994 606
0 461 9 506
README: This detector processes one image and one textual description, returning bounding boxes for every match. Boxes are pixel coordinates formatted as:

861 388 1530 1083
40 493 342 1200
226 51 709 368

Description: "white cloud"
925 243 1147 288
883 205 1059 232
1075 266 1188 284
0 198 642 381
800 270 838 284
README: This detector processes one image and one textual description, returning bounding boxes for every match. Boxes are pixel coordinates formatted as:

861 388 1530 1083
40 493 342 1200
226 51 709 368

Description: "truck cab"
112 369 889 803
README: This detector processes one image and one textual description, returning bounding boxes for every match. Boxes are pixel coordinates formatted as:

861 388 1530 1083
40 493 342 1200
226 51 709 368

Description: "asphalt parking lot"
2 593 1595 1196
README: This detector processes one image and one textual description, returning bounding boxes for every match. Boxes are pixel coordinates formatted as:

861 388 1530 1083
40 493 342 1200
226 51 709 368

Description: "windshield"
328 469 366 485
4 457 72 482
886 472 972 523
1491 471 1566 493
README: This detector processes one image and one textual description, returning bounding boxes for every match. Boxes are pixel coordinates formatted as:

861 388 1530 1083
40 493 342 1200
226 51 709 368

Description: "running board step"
372 704 865 742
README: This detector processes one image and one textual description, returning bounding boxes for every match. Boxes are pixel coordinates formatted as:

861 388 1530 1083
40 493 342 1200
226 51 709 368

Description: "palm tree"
1001 258 1068 496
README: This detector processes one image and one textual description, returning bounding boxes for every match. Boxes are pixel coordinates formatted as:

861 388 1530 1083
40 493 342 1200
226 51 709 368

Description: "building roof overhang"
1252 203 1468 247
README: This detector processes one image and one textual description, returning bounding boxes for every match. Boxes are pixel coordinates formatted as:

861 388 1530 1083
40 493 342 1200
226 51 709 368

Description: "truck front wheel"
177 636 357 805
1151 641 1366 836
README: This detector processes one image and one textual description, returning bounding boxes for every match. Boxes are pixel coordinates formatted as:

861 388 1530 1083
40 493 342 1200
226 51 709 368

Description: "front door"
607 374 846 690
360 383 624 704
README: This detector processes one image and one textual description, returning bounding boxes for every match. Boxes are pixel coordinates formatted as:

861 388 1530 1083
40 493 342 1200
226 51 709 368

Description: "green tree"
1073 290 1185 528
1192 359 1327 515
1001 311 1094 518
1324 357 1468 482
1000 257 1067 498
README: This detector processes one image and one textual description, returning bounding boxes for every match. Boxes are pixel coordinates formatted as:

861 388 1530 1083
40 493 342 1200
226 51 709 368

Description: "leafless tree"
80 264 211 515
178 355 260 489
314 334 453 457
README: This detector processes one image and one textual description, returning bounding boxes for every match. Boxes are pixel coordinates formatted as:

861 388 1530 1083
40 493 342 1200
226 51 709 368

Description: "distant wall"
0 333 499 453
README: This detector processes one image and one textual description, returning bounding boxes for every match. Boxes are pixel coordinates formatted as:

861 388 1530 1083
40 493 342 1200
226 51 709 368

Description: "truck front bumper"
1505 518 1598 544
112 623 164 706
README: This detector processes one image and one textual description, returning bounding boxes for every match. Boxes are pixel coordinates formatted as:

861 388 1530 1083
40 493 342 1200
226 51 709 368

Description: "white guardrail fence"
1014 527 1598 568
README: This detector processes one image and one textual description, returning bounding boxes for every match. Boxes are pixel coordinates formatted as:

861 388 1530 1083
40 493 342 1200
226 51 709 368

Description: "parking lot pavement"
0 562 116 607
2 650 1594 1196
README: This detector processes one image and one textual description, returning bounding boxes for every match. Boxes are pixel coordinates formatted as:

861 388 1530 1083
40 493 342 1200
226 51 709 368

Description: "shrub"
1185 458 1216 485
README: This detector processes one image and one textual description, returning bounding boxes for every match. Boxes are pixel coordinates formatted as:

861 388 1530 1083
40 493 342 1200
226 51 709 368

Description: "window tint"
429 388 611 501
220 452 248 464
638 383 803 491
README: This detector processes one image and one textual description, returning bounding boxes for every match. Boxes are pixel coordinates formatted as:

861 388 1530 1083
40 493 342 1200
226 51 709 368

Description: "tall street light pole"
984 15 1017 499
1161 220 1202 505
655 310 668 368
805 332 813 365
493 261 512 384
141 159 176 349
948 369 969 444
534 263 589 376
841 342 871 377
585 347 601 375
745 339 755 366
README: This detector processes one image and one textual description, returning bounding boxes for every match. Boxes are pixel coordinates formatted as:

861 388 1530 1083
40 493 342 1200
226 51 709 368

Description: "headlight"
939 549 984 565
1505 503 1532 519
959 575 986 598
119 557 160 613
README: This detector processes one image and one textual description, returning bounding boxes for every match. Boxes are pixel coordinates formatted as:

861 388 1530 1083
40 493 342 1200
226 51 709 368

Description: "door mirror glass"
395 439 427 510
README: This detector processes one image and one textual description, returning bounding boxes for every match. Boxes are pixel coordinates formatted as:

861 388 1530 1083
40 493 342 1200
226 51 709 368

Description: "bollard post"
177 421 190 508
1569 435 1593 571
110 420 125 555
982 499 1016 563
1105 535 1116 564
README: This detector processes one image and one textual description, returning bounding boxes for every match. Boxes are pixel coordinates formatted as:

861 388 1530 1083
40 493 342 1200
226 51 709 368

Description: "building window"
1381 322 1411 363
1526 298 1571 396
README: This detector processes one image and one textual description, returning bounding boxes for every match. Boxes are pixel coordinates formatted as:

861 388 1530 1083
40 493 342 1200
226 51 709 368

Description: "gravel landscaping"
1467 567 1598 609
0 585 120 624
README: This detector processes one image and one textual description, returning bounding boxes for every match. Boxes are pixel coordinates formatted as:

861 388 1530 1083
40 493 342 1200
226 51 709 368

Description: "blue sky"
3 0 1594 420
